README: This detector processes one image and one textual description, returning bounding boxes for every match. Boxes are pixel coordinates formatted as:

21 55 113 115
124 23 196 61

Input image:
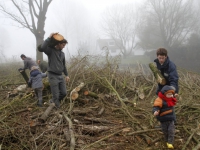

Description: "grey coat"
23 57 38 70
38 38 68 76
29 71 47 89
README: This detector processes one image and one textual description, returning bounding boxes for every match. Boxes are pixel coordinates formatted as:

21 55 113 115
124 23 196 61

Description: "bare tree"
53 0 97 57
0 26 10 63
0 0 52 60
101 4 139 57
137 0 199 50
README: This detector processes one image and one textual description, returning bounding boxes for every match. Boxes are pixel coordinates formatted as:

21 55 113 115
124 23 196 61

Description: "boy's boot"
167 143 174 149
38 100 43 107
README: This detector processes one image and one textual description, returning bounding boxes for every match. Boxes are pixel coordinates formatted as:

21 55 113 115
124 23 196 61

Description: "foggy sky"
0 0 140 62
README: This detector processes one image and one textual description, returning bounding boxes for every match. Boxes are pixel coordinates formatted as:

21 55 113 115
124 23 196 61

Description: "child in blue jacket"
153 85 177 149
28 66 47 107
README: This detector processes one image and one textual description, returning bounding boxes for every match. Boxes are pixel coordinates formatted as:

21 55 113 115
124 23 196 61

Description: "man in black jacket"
154 48 179 95
38 33 70 108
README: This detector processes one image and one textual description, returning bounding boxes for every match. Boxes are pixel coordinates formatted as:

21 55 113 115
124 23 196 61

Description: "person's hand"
174 93 179 98
28 81 31 88
154 111 159 116
18 68 24 72
66 76 70 82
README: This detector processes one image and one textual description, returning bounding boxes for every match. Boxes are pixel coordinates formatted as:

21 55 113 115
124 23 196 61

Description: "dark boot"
38 100 43 107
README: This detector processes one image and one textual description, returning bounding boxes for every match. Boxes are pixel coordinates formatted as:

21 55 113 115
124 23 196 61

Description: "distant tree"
0 26 10 63
101 4 139 57
0 0 52 60
138 0 199 50
50 0 97 57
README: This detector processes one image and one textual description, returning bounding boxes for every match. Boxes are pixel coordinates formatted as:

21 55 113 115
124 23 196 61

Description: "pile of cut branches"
0 55 200 150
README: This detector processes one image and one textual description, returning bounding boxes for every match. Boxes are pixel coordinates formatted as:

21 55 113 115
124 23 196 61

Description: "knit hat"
31 66 39 71
161 85 175 95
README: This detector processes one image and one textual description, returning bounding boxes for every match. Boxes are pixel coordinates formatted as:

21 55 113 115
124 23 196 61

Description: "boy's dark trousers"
34 87 43 106
161 120 175 144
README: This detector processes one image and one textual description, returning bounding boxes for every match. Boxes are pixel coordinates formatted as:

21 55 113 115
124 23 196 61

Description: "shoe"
49 99 53 103
37 104 43 107
167 143 174 149
37 100 43 107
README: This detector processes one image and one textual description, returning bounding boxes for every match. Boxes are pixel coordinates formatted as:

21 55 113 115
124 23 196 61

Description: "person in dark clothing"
154 48 179 95
28 66 47 107
37 60 48 73
19 54 38 71
38 33 70 108
153 85 177 149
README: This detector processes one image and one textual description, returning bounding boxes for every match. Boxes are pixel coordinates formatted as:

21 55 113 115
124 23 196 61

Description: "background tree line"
0 0 200 72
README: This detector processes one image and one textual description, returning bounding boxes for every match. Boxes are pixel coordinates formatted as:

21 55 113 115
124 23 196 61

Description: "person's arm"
28 77 32 88
168 64 178 90
63 57 70 82
41 73 47 78
152 97 162 114
22 60 28 70
38 33 55 55
38 38 51 55
153 107 160 116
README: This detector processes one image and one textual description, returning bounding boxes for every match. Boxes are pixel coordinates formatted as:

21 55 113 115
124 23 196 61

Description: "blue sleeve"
168 63 178 89
152 106 160 114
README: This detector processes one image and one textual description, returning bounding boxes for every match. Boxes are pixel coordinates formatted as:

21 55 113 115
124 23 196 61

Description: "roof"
96 39 122 50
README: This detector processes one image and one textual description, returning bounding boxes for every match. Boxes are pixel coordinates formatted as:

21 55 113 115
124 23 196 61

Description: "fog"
0 0 139 61
0 0 200 72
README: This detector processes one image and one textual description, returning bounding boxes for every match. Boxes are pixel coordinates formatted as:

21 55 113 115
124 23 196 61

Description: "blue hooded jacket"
154 57 179 94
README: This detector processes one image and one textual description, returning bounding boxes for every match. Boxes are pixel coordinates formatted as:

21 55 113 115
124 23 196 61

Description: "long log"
80 125 111 133
149 63 166 85
84 117 111 124
38 103 55 123
63 114 75 150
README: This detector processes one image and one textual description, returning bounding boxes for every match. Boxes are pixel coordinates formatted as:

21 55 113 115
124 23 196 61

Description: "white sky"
0 0 142 61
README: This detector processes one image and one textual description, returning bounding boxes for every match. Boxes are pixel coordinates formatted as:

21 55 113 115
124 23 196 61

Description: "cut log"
80 125 111 133
72 109 93 115
149 63 166 85
38 103 55 123
84 91 98 98
19 70 29 84
70 82 85 100
84 117 111 124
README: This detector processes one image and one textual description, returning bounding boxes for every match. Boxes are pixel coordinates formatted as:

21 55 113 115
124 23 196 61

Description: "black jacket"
154 57 179 94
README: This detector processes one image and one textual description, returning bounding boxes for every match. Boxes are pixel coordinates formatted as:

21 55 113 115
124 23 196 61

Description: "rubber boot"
167 143 174 149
